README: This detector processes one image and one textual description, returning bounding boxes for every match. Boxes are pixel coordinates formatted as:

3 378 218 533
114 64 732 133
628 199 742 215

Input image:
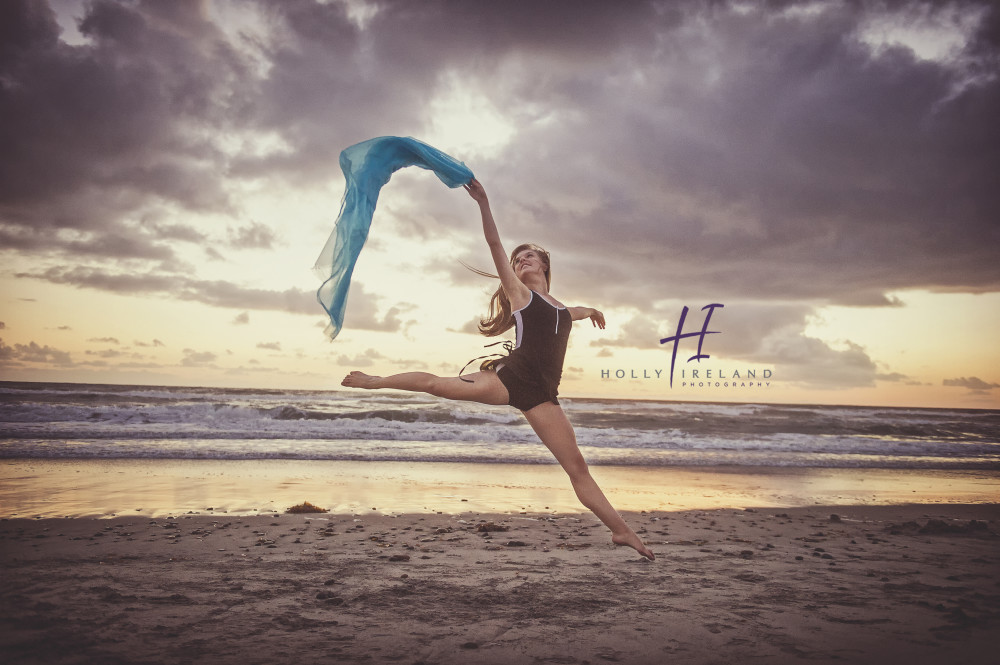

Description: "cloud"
151 223 207 243
16 265 421 334
205 247 226 261
85 348 125 359
0 0 248 236
591 313 664 349
19 266 317 315
336 348 386 368
226 363 281 375
87 336 120 344
423 0 999 309
342 282 418 333
104 360 166 370
0 338 73 366
256 341 281 351
228 222 277 250
181 348 217 367
134 338 165 347
0 222 181 263
943 376 1000 391
0 321 5 329
2 0 999 379
876 372 910 382
232 312 250 325
267 0 998 310
759 338 878 389
446 317 482 335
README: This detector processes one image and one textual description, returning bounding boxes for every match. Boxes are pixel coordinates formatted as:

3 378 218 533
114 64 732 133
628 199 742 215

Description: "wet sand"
1 504 998 664
3 458 999 518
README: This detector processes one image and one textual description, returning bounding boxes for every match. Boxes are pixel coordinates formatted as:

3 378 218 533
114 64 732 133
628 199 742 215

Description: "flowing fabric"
314 136 474 340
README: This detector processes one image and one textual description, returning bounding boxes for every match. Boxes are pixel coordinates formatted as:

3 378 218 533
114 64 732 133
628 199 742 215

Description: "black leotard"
494 290 572 411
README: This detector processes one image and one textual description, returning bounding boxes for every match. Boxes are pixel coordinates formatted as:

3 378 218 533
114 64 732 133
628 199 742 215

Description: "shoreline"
2 458 999 519
5 378 999 412
2 504 997 664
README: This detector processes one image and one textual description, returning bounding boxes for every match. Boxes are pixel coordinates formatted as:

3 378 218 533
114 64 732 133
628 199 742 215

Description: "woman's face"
513 248 548 279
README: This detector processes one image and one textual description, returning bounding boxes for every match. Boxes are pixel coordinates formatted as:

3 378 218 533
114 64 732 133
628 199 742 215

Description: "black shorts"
496 364 559 412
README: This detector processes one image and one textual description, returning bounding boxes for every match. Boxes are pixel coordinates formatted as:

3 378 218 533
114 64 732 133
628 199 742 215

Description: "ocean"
2 381 998 470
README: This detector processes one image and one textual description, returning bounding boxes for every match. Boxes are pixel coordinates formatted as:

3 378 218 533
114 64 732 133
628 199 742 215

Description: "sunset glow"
2 0 998 409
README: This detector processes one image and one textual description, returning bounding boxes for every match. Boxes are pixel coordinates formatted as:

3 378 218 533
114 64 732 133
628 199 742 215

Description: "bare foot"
341 371 382 389
612 530 655 561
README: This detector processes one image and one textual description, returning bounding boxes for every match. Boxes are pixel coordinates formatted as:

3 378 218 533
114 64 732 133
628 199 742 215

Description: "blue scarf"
314 137 474 339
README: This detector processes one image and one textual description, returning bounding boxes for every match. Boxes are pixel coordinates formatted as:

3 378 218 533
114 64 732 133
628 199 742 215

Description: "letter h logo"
660 304 724 387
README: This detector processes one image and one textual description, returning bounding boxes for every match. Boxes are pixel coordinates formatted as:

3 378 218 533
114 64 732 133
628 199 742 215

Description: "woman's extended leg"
342 370 509 406
522 402 655 561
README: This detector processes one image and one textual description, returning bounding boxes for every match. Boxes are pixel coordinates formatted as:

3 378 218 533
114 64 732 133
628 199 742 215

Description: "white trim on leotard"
511 291 533 350
510 290 534 315
511 290 569 343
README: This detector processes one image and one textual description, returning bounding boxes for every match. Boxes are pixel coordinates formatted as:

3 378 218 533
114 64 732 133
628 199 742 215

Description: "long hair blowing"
464 243 551 337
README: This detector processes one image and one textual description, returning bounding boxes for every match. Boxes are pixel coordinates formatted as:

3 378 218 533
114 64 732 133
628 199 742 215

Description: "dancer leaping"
343 178 655 561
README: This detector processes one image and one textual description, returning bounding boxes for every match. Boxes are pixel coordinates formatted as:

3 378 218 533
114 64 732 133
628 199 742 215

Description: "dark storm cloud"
0 0 248 231
228 0 663 177
18 265 317 315
464 0 1000 309
0 0 264 276
3 0 998 332
313 0 997 312
0 222 178 261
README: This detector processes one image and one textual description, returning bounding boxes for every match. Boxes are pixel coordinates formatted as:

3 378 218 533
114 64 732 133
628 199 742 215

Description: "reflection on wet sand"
1 458 997 518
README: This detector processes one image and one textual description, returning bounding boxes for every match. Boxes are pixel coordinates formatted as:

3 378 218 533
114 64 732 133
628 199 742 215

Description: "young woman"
342 178 654 561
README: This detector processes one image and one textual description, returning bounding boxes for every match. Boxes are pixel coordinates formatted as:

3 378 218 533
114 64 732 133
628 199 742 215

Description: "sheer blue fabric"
314 136 474 340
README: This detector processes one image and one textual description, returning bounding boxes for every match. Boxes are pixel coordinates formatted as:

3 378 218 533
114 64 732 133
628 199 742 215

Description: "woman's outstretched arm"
464 178 529 306
568 307 606 329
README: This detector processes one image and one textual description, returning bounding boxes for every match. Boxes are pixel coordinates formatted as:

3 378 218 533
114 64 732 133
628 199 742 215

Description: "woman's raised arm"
464 179 530 307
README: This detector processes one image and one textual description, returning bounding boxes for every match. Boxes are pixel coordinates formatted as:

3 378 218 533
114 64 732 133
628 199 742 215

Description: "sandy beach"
2 503 997 664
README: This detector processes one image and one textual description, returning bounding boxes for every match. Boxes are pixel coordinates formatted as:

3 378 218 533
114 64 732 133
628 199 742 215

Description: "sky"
1 0 998 409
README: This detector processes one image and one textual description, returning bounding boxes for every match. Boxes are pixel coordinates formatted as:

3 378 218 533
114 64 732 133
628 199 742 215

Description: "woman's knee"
427 373 507 405
427 377 466 400
561 451 591 481
423 375 448 397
